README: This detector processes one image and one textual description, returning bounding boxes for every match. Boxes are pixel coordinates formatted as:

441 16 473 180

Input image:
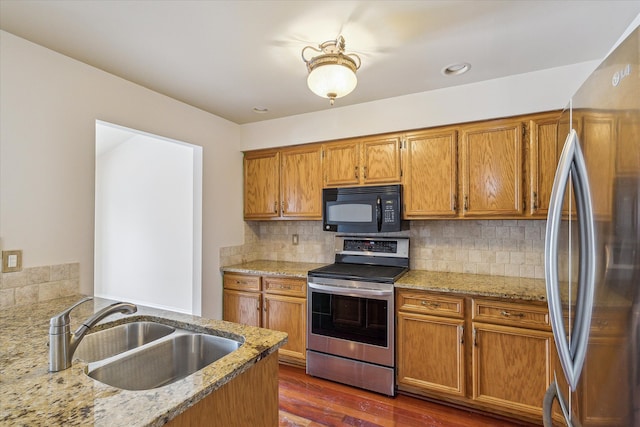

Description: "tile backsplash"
220 220 546 279
0 263 80 308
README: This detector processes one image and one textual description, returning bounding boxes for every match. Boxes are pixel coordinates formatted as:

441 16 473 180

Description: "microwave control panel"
382 199 397 224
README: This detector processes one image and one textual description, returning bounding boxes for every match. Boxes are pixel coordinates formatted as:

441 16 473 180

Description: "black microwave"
322 184 407 233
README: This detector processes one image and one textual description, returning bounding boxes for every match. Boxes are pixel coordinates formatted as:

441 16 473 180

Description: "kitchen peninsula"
0 296 287 426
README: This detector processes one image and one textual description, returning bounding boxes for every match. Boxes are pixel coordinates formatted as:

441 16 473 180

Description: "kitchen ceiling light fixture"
302 36 361 106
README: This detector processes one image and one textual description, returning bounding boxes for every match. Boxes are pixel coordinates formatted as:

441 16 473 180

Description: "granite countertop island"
0 296 287 426
221 260 548 302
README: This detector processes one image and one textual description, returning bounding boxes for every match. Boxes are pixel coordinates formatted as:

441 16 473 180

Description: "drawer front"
263 277 306 297
397 290 464 318
223 273 261 291
472 299 550 330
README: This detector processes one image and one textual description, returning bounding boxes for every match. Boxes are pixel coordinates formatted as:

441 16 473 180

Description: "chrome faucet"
48 296 137 372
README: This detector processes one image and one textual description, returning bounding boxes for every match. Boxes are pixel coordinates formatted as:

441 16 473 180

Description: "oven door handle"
308 282 393 297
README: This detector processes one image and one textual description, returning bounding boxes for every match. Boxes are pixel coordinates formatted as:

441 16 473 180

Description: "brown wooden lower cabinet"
223 272 307 367
396 288 553 424
167 351 279 426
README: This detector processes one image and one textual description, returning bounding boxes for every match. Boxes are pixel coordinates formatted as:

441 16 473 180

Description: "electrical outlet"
292 234 299 245
2 250 23 273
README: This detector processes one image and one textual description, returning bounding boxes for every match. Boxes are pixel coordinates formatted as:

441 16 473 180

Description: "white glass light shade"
307 63 357 99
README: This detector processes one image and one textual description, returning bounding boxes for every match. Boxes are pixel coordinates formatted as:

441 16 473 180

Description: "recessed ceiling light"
442 63 471 76
252 107 269 114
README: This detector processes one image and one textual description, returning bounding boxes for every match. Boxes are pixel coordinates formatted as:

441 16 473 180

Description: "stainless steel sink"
75 321 175 363
86 333 242 390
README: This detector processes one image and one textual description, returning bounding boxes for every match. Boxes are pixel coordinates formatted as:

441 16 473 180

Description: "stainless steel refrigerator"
543 25 639 426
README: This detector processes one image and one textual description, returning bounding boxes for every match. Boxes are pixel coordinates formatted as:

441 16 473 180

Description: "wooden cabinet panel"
361 135 402 185
397 311 465 397
223 273 261 291
263 293 306 364
223 273 307 366
529 113 560 217
323 139 361 187
472 299 550 331
323 134 401 187
616 114 640 175
397 291 464 318
472 323 552 418
222 289 261 327
281 145 323 218
581 113 616 219
243 150 280 219
402 129 458 218
263 276 306 297
461 120 523 216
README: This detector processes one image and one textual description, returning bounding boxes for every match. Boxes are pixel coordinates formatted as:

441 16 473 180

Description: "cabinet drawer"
472 299 550 330
397 290 464 319
263 277 306 297
223 273 261 291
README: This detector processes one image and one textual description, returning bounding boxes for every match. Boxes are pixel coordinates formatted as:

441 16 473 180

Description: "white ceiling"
1 1 639 124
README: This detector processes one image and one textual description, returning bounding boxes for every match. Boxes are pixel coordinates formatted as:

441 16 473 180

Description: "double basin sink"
75 321 243 390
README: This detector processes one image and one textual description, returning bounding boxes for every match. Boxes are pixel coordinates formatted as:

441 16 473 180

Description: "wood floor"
278 364 537 427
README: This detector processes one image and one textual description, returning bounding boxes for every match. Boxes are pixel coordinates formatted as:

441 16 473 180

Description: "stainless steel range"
306 236 409 396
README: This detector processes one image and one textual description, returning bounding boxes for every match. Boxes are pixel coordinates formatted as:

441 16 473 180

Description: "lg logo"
612 64 631 87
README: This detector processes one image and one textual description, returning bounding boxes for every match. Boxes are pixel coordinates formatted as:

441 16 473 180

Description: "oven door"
307 277 394 367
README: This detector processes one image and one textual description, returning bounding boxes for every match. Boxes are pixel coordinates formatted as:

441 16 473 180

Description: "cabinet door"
323 139 361 187
616 114 640 175
529 114 560 217
263 294 306 365
361 134 402 185
244 150 280 219
581 112 616 220
403 129 458 218
223 289 261 327
472 323 552 418
281 145 322 218
397 311 465 397
579 335 629 426
461 120 523 216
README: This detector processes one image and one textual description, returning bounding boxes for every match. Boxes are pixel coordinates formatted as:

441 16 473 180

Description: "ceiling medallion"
302 36 361 106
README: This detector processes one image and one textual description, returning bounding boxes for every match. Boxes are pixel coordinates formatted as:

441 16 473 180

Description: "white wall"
0 30 244 318
240 61 599 150
95 128 198 314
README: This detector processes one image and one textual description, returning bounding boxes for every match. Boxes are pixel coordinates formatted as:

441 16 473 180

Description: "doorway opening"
94 121 202 315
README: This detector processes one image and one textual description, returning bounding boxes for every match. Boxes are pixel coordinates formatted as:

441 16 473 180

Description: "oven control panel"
336 236 409 258
343 239 396 253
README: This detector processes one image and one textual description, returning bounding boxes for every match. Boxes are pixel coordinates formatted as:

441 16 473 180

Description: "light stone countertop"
222 260 328 279
221 260 548 302
0 296 286 426
395 270 548 302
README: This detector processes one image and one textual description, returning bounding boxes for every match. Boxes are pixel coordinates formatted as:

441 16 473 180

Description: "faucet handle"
49 296 93 329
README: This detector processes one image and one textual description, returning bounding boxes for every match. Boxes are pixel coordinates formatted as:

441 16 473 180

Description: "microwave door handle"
376 197 382 232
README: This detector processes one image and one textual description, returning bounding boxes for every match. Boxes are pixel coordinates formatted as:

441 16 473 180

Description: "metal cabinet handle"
459 325 464 345
421 300 441 308
463 195 469 211
363 166 367 179
473 328 478 346
354 166 359 179
273 201 278 213
545 128 596 391
533 191 538 210
500 310 524 318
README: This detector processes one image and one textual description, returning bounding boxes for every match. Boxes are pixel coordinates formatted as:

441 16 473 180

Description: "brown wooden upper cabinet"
460 119 524 217
580 112 616 220
323 134 402 187
528 112 561 217
402 128 458 218
244 145 322 220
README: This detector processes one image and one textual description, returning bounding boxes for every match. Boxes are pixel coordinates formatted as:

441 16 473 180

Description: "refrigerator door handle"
545 129 597 391
543 380 583 427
